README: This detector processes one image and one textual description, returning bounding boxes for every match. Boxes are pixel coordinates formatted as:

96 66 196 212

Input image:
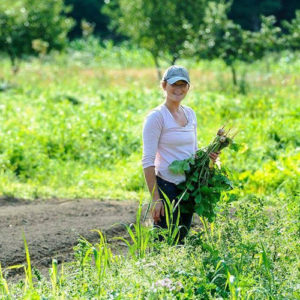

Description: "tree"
282 10 300 50
65 0 114 40
196 2 282 87
228 0 282 31
103 0 208 78
275 0 300 26
0 0 74 72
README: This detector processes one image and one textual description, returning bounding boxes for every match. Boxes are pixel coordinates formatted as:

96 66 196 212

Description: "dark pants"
155 176 193 242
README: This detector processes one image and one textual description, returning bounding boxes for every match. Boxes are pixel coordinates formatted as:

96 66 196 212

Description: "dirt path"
0 197 138 276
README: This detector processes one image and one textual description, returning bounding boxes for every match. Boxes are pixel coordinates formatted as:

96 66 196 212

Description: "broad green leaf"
183 161 191 172
169 160 186 174
195 204 204 216
182 192 190 201
187 183 194 191
229 141 241 152
200 186 210 195
195 193 202 204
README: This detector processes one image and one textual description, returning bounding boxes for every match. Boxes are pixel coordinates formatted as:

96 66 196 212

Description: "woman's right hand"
151 200 165 224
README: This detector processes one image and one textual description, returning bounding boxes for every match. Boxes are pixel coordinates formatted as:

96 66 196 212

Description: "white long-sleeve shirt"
142 104 198 184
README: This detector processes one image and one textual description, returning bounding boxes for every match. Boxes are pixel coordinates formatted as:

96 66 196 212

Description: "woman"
142 65 219 242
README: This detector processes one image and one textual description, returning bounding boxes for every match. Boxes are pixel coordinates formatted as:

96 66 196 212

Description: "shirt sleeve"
142 110 163 169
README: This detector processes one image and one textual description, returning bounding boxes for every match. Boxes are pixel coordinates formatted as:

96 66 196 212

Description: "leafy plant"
169 127 239 221
282 10 300 50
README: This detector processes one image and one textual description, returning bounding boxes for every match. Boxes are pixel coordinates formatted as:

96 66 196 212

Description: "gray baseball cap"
162 65 190 84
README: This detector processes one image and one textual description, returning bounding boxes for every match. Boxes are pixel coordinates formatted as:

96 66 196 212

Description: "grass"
1 201 298 298
0 49 298 201
0 46 299 298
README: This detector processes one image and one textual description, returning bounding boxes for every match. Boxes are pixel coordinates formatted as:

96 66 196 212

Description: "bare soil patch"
0 197 138 277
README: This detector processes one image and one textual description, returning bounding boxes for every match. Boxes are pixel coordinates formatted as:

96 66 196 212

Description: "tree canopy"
64 0 113 40
229 0 300 31
0 0 74 70
195 2 283 86
103 0 210 77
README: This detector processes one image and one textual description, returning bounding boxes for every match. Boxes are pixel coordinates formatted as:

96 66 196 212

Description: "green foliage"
68 37 154 68
0 49 299 299
282 10 300 50
115 199 152 258
92 230 113 296
173 160 235 222
0 0 74 69
229 0 282 31
169 133 238 221
0 49 299 201
196 2 283 86
65 0 112 40
0 263 10 296
102 0 292 86
103 0 208 72
2 199 299 298
229 0 300 33
168 157 194 175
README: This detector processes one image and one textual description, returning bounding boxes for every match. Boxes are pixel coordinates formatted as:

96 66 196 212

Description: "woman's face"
162 80 190 103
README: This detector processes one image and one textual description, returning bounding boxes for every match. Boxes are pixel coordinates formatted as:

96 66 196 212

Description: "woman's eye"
172 84 187 87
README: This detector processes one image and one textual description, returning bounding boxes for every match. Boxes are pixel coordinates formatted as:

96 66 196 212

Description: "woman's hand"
151 200 165 224
209 151 221 163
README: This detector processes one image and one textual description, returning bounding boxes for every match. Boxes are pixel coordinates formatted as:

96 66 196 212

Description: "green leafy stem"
169 127 240 222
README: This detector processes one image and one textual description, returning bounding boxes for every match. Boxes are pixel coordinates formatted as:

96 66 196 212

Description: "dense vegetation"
64 0 300 39
2 0 299 79
0 0 74 70
0 0 299 298
0 46 299 298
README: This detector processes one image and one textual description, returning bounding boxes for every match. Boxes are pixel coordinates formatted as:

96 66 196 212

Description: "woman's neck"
164 99 181 113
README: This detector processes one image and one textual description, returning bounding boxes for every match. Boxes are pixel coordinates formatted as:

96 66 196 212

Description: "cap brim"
167 76 190 85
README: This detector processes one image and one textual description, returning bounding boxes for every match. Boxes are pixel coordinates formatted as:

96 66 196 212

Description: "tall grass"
0 264 10 296
115 199 152 259
1 207 299 298
92 230 113 296
158 189 181 245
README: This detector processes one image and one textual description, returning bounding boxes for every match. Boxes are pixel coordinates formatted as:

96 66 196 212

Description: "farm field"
0 50 299 298
0 198 137 276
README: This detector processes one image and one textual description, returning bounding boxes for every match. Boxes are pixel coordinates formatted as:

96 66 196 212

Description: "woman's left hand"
209 151 220 163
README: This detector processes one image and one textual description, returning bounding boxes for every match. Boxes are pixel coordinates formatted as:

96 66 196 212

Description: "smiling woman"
142 65 219 242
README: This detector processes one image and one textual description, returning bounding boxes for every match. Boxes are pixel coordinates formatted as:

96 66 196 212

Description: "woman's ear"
161 80 167 90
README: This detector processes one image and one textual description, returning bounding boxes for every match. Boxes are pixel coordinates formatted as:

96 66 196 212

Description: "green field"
0 48 299 298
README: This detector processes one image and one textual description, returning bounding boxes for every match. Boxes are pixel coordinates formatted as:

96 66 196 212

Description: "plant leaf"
195 204 204 216
195 193 202 204
229 141 241 152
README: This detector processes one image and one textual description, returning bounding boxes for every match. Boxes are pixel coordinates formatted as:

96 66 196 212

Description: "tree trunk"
239 68 247 94
8 51 19 75
171 56 177 65
152 53 162 81
252 14 260 31
230 64 237 86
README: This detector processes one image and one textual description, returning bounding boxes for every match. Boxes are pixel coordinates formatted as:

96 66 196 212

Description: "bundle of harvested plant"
169 127 239 221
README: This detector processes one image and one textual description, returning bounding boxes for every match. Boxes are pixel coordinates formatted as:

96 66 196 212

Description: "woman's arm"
143 166 164 223
143 166 160 201
142 110 164 223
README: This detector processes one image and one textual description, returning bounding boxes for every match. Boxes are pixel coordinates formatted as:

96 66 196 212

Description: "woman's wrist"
152 199 163 203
